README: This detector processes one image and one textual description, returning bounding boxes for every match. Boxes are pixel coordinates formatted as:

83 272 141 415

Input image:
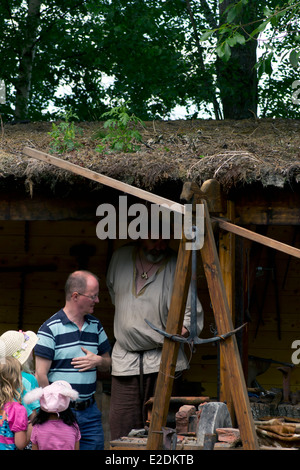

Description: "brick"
216 427 241 444
176 405 196 434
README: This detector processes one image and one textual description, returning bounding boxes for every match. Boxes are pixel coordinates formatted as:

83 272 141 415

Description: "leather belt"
70 395 95 411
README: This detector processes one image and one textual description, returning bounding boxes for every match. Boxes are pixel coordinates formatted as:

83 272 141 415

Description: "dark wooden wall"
194 224 300 398
0 220 114 340
0 187 299 400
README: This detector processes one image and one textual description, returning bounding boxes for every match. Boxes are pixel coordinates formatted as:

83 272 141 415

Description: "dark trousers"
109 372 181 441
109 373 157 441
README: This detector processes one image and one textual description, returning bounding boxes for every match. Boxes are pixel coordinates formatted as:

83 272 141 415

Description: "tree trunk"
186 0 222 119
217 0 258 119
14 0 41 120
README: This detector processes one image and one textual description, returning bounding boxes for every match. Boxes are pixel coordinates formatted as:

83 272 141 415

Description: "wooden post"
201 200 259 450
218 200 235 421
146 236 191 450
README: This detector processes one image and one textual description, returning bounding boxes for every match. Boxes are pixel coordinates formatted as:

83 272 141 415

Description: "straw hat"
0 330 38 365
24 380 79 414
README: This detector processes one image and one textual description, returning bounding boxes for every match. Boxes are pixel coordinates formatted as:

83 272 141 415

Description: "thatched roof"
0 118 299 197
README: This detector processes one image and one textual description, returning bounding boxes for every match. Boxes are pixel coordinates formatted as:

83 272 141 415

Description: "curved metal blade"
145 319 247 345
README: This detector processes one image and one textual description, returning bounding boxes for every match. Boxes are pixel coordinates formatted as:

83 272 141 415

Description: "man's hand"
181 326 190 338
71 348 111 372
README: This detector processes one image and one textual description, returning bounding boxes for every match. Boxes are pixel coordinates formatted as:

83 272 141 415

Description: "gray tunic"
106 244 204 376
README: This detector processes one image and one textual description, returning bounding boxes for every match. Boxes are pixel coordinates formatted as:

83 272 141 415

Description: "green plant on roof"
96 102 144 153
48 108 83 154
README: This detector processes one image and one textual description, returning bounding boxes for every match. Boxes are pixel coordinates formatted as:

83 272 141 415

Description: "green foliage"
96 103 144 153
0 0 300 121
48 108 82 154
200 0 300 67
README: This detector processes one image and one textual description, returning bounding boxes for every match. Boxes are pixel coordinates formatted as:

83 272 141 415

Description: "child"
0 330 40 422
0 353 31 450
24 380 81 450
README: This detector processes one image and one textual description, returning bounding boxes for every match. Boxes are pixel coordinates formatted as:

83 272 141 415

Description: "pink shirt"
0 402 28 450
31 419 81 450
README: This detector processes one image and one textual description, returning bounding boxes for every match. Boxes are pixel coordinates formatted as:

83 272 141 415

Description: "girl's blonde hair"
0 356 23 408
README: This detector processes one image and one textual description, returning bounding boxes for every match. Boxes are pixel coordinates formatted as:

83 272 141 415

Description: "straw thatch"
0 118 299 196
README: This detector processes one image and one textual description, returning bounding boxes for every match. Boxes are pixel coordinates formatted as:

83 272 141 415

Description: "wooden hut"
0 118 299 445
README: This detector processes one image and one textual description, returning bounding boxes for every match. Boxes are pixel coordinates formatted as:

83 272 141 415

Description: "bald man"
35 270 111 450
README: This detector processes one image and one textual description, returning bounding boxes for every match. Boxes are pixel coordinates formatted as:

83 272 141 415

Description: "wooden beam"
23 147 185 214
213 217 300 259
146 236 191 450
201 201 259 450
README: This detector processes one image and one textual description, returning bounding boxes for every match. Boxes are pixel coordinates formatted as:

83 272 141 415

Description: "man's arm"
35 356 52 387
96 351 111 371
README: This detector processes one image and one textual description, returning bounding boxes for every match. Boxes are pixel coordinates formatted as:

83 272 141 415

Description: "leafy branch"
96 102 144 153
199 0 300 66
48 108 82 154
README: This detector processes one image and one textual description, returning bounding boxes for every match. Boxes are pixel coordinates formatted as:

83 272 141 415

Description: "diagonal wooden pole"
201 200 259 450
146 236 191 450
22 147 185 215
213 216 300 259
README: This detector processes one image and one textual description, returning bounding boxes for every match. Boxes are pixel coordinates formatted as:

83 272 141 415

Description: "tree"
198 0 300 118
0 0 299 121
216 0 259 119
0 0 107 121
14 0 41 120
0 0 192 121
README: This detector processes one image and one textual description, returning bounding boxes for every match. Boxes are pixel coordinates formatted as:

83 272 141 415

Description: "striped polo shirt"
35 309 111 401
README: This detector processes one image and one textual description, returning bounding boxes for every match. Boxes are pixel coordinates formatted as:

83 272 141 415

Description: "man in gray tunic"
106 237 204 440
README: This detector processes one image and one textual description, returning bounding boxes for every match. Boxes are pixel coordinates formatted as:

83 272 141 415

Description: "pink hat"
24 380 79 414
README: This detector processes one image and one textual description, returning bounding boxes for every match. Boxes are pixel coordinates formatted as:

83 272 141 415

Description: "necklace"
138 253 155 280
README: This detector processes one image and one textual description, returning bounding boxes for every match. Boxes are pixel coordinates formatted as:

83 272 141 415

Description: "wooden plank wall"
192 224 300 398
0 220 115 341
247 225 300 392
0 219 299 399
0 219 210 397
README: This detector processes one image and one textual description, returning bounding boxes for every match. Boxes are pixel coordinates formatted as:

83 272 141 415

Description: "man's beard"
143 249 166 264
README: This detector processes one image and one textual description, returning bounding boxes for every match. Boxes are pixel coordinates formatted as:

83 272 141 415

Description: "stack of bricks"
175 404 242 449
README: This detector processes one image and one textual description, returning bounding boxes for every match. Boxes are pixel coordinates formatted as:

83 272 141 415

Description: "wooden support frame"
147 199 259 450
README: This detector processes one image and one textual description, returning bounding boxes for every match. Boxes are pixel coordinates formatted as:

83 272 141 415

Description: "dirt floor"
0 118 299 192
